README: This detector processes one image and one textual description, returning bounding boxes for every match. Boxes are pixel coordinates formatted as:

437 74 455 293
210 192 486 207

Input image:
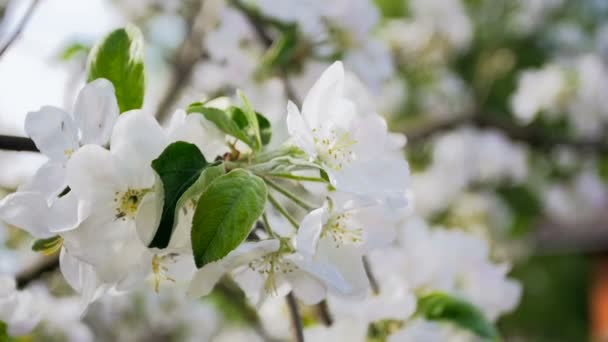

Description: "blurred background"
1 0 608 340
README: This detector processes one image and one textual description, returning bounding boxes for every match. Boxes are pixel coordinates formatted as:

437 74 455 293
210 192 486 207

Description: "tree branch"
233 0 300 104
15 254 59 289
403 112 608 153
155 1 208 122
0 135 38 152
363 255 380 295
0 0 42 59
286 292 305 342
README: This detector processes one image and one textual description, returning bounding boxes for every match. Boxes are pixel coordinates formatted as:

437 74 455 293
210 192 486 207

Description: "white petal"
0 192 53 238
59 247 105 312
301 61 344 128
187 240 280 299
318 240 369 296
110 110 167 188
291 254 352 295
135 192 160 247
286 101 316 158
332 159 409 199
66 145 123 203
186 263 225 299
25 106 78 162
296 207 326 258
287 270 326 305
167 109 229 160
73 78 119 145
19 161 66 199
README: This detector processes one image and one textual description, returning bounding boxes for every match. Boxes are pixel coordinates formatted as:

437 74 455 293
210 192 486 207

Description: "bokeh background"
1 0 608 340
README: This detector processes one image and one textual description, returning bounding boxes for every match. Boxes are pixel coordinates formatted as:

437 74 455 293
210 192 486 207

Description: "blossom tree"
0 0 604 341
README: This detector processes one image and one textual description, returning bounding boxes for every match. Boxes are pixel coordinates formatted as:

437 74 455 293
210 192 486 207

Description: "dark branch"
363 255 379 295
0 0 42 59
234 0 300 105
316 300 333 326
286 292 305 342
0 135 38 152
16 255 59 289
404 112 608 153
155 1 207 122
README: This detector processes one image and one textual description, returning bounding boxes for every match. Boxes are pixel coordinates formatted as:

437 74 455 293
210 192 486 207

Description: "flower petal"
73 78 119 145
287 101 316 158
110 110 168 188
296 207 326 258
25 106 78 162
332 159 409 199
301 61 344 128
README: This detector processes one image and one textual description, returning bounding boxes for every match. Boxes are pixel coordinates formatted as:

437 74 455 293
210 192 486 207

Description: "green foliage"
187 103 272 151
374 0 409 18
149 142 209 249
191 170 267 268
598 155 608 183
417 292 499 340
87 25 145 113
227 107 272 146
0 321 8 342
256 26 298 77
187 105 253 149
31 235 63 255
496 185 542 237
498 255 590 342
58 42 90 61
237 91 262 150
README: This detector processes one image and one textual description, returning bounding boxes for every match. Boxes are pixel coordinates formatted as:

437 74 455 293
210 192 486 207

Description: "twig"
403 112 608 153
15 254 59 289
155 1 207 122
0 135 38 152
286 292 305 342
317 300 333 326
265 177 315 211
0 0 42 59
363 256 379 295
233 0 300 104
268 193 299 229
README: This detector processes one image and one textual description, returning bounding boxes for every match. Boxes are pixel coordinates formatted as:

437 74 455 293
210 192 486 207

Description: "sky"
0 0 123 188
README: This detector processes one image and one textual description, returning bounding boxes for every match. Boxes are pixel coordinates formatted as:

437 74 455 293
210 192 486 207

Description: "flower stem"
268 193 299 229
363 256 380 295
265 178 316 211
265 173 327 183
286 292 305 342
261 212 276 238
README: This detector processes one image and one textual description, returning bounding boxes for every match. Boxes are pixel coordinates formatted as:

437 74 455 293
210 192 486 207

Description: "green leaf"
227 107 272 146
149 142 209 249
238 91 262 150
59 42 90 61
191 169 268 268
496 185 542 238
0 321 8 341
417 292 499 340
31 235 63 256
87 24 145 113
187 105 254 148
256 26 298 78
174 163 225 223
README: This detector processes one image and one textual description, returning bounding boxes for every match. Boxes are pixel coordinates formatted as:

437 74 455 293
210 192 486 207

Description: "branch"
15 254 59 289
403 112 608 153
0 0 42 59
0 135 38 152
363 255 380 295
233 0 300 105
155 1 207 122
286 292 305 342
